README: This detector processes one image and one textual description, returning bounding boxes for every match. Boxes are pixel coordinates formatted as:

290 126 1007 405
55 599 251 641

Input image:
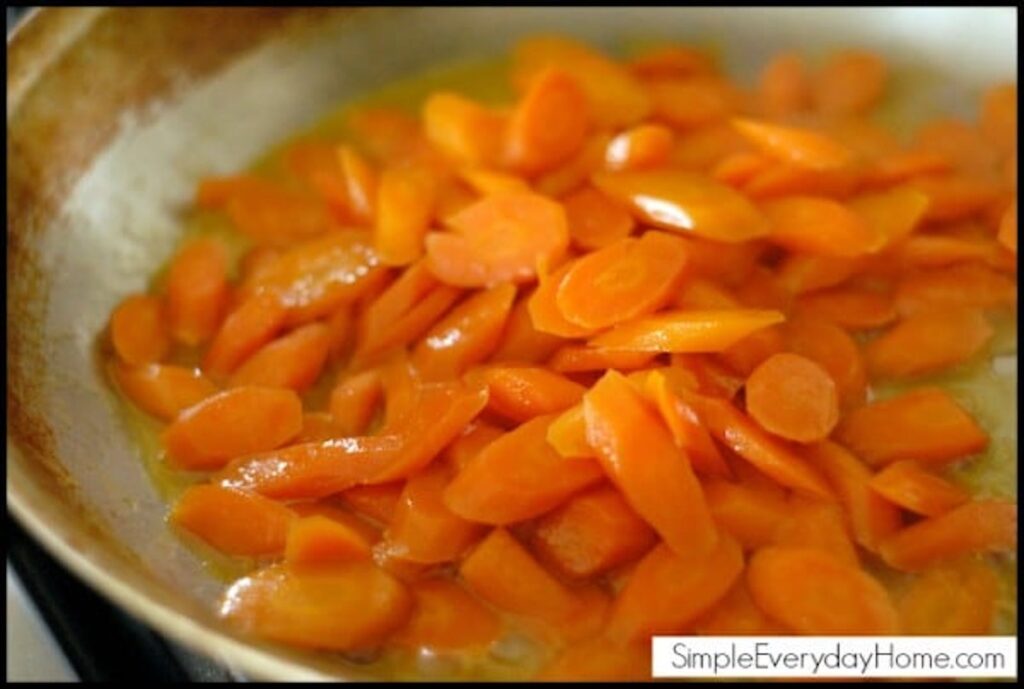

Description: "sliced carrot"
358 287 463 369
284 515 371 568
382 462 485 564
220 562 413 651
476 365 585 422
607 536 743 642
171 484 294 557
512 35 650 128
545 404 593 459
377 353 420 431
711 151 774 187
426 191 569 287
238 245 281 284
695 579 789 636
732 118 852 170
114 363 218 421
392 578 501 652
584 370 718 557
547 345 655 373
763 195 883 257
909 173 1005 223
604 124 675 172
757 51 809 117
703 479 790 550
442 421 505 471
747 547 897 634
814 49 888 115
241 231 384 326
848 186 931 247
645 369 731 479
865 150 952 187
731 264 791 311
898 559 1000 635
646 75 741 129
915 118 999 176
894 262 1017 315
202 292 287 378
894 234 1007 269
807 441 902 552
343 106 421 163
682 237 765 287
110 295 170 366
488 290 564 364
163 387 302 471
225 184 332 246
217 435 404 500
716 324 785 376
443 414 603 524
835 387 988 467
784 316 867 410
527 260 600 338
775 253 863 295
869 461 970 517
228 323 330 393
592 170 770 242
741 159 865 200
505 68 590 175
770 496 859 566
979 83 1017 153
588 308 785 353
879 501 1017 572
628 43 717 79
337 145 377 223
562 186 635 251
328 369 383 436
745 352 840 443
998 199 1017 253
532 485 657 579
535 132 613 198
556 231 689 329
166 238 230 346
284 141 351 212
793 287 897 331
375 163 438 266
670 121 751 171
671 353 746 399
865 306 993 380
295 412 344 443
325 304 355 364
456 167 529 197
423 92 505 167
411 283 516 381
342 482 404 525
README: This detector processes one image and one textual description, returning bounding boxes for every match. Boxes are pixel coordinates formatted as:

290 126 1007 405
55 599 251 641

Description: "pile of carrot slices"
107 35 1017 680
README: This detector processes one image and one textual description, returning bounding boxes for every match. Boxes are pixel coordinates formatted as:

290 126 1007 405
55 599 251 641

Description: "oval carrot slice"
489 290 565 364
747 547 897 634
163 387 303 471
225 184 332 246
423 92 505 167
604 124 675 172
166 238 230 346
110 294 170 365
391 578 501 652
757 52 809 117
563 186 636 251
426 191 569 287
328 369 383 436
220 562 413 652
793 288 897 331
203 292 288 378
443 421 506 471
375 163 439 266
645 369 731 479
763 195 883 257
894 262 1017 315
229 323 331 393
732 118 852 170
835 387 988 467
703 479 790 550
769 496 860 567
536 132 613 198
869 461 969 517
814 50 888 115
337 145 378 223
848 186 931 247
444 414 604 524
547 345 656 373
584 370 718 557
556 231 689 329
476 365 585 422
878 501 1017 572
172 484 295 557
898 559 1000 635
696 579 789 636
342 482 404 526
505 68 590 175
784 316 867 410
546 404 593 459
284 515 372 568
865 150 952 187
607 536 743 642
588 309 785 353
284 141 351 211
865 306 993 380
527 259 598 338
646 76 741 129
114 363 218 422
745 352 840 443
592 170 770 242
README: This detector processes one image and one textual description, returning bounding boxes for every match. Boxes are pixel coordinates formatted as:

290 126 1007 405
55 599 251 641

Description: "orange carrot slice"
220 562 413 652
695 579 789 636
703 479 790 550
865 306 993 380
894 235 1007 269
284 141 351 211
770 496 860 566
172 484 295 557
411 283 516 381
814 50 888 115
732 118 852 170
527 260 600 338
337 145 378 223
763 195 883 257
646 76 741 129
869 461 970 517
546 404 593 459
295 412 345 443
443 421 506 471
865 150 952 187
423 92 505 167
849 186 931 246
535 132 613 198
604 124 675 172
716 324 785 375
998 199 1017 253
110 295 170 365
375 163 438 266
163 387 303 471
329 369 383 436
489 290 564 364
672 353 746 400
784 316 868 410
556 231 689 329
547 345 655 373
711 151 774 187
793 287 897 331
426 191 569 287
775 254 863 295
607 536 743 642
229 323 330 393
592 170 770 242
909 173 1005 223
391 578 501 652
444 414 604 524
224 181 332 246
745 352 840 443
114 363 218 421
562 186 636 251
203 292 288 378
836 387 988 467
284 515 372 568
342 482 404 526
895 262 1017 315
476 365 585 422
807 441 902 552
628 43 717 78
505 68 590 175
166 238 230 346
645 370 731 479
898 559 1000 635
879 501 1017 572
757 52 809 117
588 309 785 353
747 547 897 634
532 485 657 579
583 370 718 557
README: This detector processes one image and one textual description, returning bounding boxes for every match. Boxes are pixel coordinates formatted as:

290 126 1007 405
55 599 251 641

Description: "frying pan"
7 7 1017 680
